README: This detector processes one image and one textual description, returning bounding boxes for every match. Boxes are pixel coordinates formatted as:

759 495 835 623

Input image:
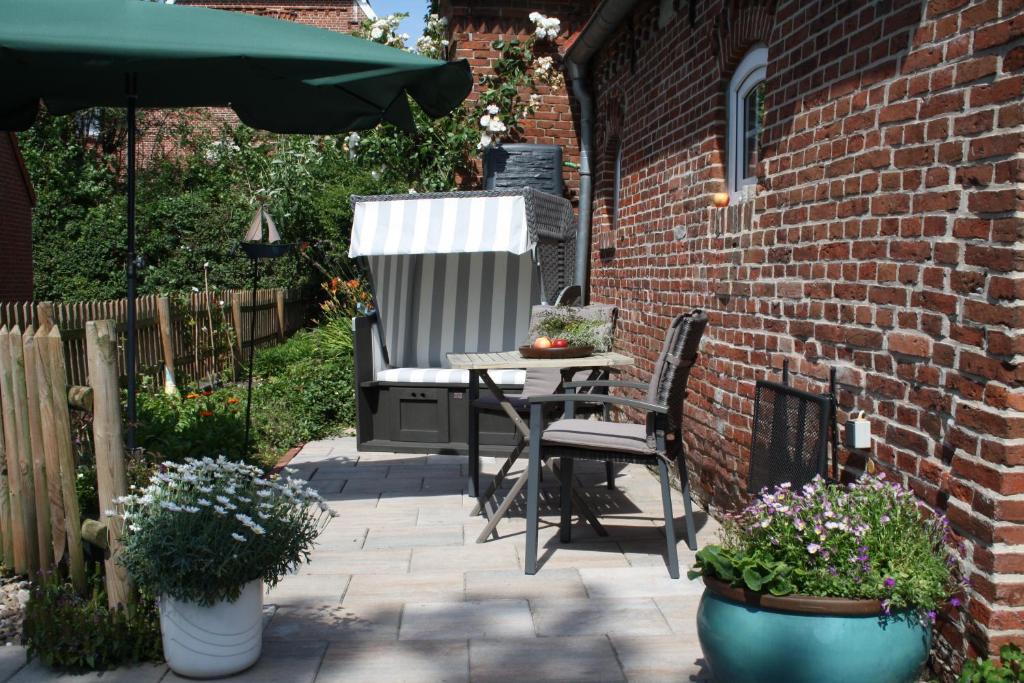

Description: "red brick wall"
583 0 1023 671
439 0 596 200
0 133 34 301
178 0 371 31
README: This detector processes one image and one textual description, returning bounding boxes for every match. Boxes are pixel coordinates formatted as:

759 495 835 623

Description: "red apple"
552 338 569 348
532 336 553 349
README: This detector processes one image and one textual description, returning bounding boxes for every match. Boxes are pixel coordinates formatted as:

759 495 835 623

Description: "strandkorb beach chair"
349 188 576 457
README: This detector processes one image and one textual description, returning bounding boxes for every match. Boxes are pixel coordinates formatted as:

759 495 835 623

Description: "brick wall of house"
0 133 34 302
439 0 595 200
581 0 1023 671
179 0 372 31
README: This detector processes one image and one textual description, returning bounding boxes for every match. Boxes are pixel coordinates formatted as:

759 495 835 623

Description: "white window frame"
727 44 768 201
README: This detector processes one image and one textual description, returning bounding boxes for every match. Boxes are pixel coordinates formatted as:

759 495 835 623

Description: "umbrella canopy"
0 0 472 133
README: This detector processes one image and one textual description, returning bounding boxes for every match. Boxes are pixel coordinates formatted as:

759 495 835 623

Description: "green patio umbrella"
0 0 472 444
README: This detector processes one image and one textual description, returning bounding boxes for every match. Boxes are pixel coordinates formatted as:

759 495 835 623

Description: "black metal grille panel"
747 380 831 494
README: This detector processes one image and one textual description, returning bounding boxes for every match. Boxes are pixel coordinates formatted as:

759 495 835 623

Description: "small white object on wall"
844 411 872 450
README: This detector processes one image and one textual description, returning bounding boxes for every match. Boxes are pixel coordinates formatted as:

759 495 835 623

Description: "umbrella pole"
126 75 138 450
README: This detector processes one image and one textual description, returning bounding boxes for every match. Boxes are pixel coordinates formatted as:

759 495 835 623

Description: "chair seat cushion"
541 419 654 455
375 368 526 385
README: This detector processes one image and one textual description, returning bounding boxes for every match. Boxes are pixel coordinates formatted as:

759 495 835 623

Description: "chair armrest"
527 393 667 414
563 380 648 390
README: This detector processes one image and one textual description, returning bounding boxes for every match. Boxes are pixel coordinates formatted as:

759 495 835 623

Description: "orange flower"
200 410 213 417
226 397 240 405
347 278 360 289
330 276 340 293
186 392 200 399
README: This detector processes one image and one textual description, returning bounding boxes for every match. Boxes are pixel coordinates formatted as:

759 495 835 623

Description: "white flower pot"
160 579 264 679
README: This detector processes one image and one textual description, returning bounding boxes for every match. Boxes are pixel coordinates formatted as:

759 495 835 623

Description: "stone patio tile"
422 454 468 467
469 637 626 683
610 635 709 682
364 526 463 550
421 478 468 495
265 574 349 608
357 453 426 465
265 604 401 642
400 599 534 640
312 528 367 552
377 493 466 510
343 477 424 494
317 640 469 683
410 544 520 573
330 510 419 530
464 568 586 601
298 548 411 575
390 464 463 478
8 662 166 682
343 572 465 606
319 464 389 479
579 566 704 599
520 540 631 570
653 595 703 636
531 598 672 637
418 506 475 527
163 640 327 683
0 647 25 683
617 540 698 569
304 478 347 495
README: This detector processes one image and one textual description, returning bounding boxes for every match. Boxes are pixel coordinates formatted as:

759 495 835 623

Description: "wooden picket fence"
0 287 312 389
0 319 137 606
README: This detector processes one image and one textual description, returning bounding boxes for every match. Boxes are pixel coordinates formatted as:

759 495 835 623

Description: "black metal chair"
746 375 836 494
523 310 709 578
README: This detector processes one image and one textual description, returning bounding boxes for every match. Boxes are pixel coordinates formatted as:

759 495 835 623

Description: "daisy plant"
690 474 966 619
115 456 336 606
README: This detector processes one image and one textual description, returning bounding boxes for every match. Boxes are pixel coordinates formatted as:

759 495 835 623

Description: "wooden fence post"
22 329 53 572
8 328 40 577
0 333 12 569
0 327 31 575
231 293 244 358
156 296 177 395
35 302 53 332
37 328 85 593
275 289 286 341
85 321 132 608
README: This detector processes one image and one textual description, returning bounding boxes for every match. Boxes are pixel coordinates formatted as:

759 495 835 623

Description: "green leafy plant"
533 308 613 351
23 571 162 671
689 475 964 617
961 644 1024 683
134 384 254 465
117 456 335 606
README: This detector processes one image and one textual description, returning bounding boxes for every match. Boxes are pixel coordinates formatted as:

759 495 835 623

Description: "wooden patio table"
447 349 635 543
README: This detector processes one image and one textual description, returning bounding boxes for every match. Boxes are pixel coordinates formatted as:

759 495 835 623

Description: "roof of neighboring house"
4 132 36 207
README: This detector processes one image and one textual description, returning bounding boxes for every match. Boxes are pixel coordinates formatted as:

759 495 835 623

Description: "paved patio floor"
2 436 718 682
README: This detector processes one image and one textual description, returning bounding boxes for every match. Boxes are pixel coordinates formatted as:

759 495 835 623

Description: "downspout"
568 59 594 303
565 0 640 304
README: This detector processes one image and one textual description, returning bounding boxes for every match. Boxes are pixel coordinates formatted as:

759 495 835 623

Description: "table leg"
467 369 480 498
471 438 524 517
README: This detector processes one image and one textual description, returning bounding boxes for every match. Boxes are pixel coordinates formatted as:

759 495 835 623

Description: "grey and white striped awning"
349 194 532 257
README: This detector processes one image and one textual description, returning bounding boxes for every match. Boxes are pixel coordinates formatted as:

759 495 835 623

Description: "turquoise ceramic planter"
697 579 931 683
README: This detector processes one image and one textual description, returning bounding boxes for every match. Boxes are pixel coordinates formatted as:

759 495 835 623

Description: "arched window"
727 44 768 199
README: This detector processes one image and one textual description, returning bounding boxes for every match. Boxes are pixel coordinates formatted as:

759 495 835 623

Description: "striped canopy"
349 194 532 257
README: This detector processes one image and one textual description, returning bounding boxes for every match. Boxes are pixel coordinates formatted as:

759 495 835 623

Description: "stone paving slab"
400 599 535 640
469 637 626 683
530 597 673 637
318 640 469 683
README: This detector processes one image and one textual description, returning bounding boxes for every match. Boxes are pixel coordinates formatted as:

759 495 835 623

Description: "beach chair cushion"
375 368 526 385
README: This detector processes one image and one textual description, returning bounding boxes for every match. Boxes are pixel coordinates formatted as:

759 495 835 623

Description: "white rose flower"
370 26 383 40
486 104 500 115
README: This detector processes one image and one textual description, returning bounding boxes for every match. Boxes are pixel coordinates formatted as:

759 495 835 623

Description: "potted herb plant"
689 474 964 683
115 456 335 678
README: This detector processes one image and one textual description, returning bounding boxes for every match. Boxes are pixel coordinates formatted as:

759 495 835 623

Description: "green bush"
135 385 254 465
252 317 355 456
23 572 162 671
961 644 1023 683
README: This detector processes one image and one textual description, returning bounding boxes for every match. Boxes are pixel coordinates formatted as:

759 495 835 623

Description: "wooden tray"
518 344 594 360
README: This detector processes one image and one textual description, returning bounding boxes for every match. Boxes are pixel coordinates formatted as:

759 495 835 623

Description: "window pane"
742 82 765 180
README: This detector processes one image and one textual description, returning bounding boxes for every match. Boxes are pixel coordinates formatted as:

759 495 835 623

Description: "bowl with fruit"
519 335 594 359
518 307 611 359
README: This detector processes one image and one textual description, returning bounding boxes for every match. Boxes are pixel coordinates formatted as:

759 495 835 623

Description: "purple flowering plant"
689 474 964 615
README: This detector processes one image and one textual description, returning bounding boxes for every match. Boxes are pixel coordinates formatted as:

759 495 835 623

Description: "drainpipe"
568 60 594 303
564 0 640 304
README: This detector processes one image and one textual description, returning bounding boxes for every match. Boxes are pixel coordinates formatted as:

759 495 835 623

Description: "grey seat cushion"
541 419 654 456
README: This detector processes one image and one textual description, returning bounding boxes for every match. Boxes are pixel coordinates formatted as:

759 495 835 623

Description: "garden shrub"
23 572 162 671
134 384 253 465
961 644 1023 683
